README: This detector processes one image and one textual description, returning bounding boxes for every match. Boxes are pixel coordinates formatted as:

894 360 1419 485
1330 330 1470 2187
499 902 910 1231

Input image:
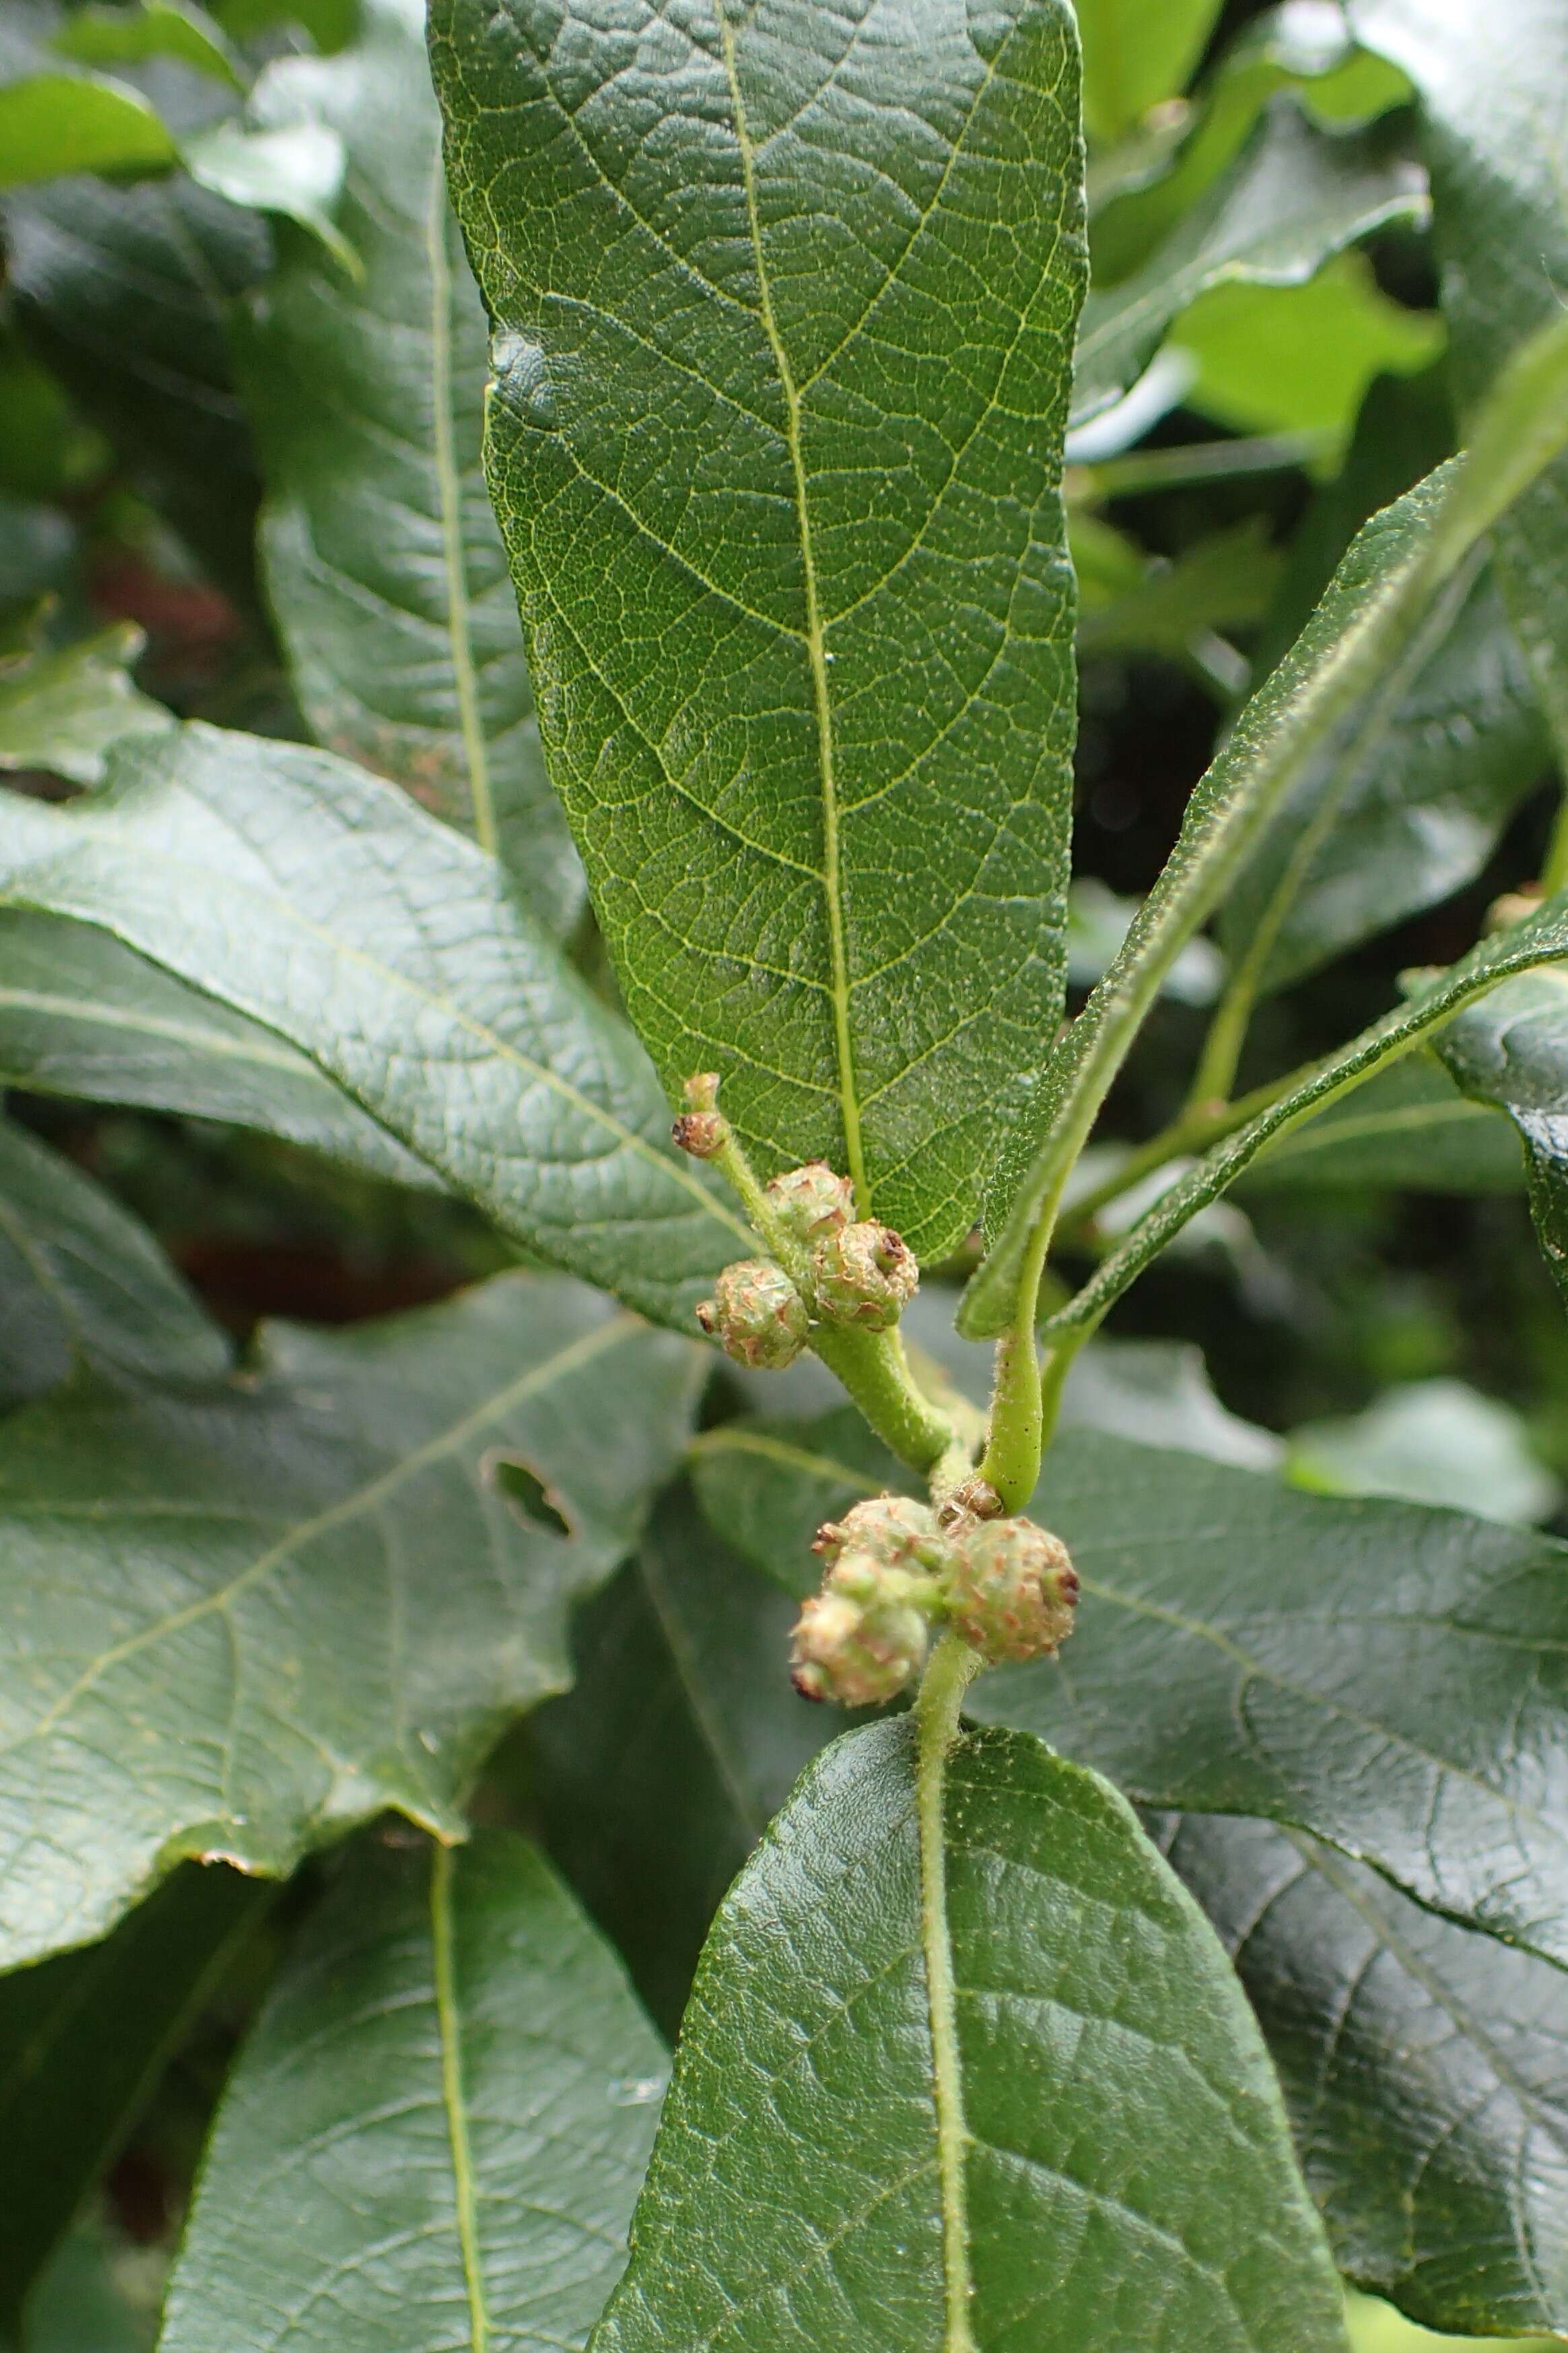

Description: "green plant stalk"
959 310 1568 1494
914 1630 982 2353
1184 550 1487 1113
1053 1065 1301 1240
1048 927 1568 1343
1540 789 1568 899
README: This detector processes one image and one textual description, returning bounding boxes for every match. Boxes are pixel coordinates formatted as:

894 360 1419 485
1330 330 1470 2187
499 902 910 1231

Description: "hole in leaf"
485 1453 574 1539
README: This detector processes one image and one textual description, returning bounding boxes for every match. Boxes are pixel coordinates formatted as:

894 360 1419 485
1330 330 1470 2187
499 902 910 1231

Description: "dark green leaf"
1353 0 1568 758
0 71 178 189
0 725 754 1326
432 0 1089 1264
594 1718 1349 2353
0 910 438 1190
1163 1812 1568 2340
689 1404 895 1599
159 1828 667 2353
0 1862 267 2321
1075 515 1283 671
22 2215 154 2353
1436 964 1568 1306
0 1112 228 1408
529 1483 843 2036
1242 1051 1524 1192
1221 560 1550 995
0 1267 703 1966
0 624 171 787
229 0 583 931
1092 1 1411 281
2 165 270 596
1073 102 1428 425
965 1428 1568 1973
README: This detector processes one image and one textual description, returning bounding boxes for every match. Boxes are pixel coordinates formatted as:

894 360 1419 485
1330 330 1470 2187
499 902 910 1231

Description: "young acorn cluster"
790 1492 1079 1706
676 1077 918 1366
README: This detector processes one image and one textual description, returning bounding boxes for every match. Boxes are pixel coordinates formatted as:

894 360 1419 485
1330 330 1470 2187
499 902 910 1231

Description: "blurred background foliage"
0 0 1562 2344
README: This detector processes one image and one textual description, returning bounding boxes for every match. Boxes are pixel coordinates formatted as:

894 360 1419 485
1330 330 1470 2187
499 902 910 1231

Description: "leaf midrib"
7 1311 639 1758
430 1845 491 2353
714 5 865 1206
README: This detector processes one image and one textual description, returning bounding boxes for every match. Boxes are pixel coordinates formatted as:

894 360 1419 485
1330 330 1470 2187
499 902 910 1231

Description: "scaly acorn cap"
763 1160 856 1244
945 1515 1079 1665
788 1579 930 1706
812 1493 947 1575
809 1220 918 1332
694 1257 808 1370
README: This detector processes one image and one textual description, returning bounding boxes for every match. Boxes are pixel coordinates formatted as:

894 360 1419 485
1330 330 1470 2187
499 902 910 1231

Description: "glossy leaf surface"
0 1269 702 1966
0 725 753 1326
160 1829 667 2353
1437 964 1568 1307
966 1429 1568 1972
1221 560 1550 993
0 910 437 1190
594 1719 1349 2353
1164 1813 1568 2341
1353 0 1568 755
0 1862 266 2320
1072 102 1427 424
0 624 171 787
0 1113 228 1409
433 0 1088 1263
232 0 582 926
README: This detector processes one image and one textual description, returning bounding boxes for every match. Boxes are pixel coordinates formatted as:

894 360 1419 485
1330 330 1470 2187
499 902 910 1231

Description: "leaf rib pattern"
432 0 1087 1261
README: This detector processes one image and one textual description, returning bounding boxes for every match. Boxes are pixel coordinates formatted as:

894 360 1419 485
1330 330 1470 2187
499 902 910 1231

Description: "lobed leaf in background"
1437 966 1568 1311
0 725 751 1325
432 0 1088 1264
0 910 440 1191
0 1860 267 2323
0 624 172 788
1071 100 1428 424
158 1829 667 2353
0 1269 702 1968
1072 0 1223 149
593 1720 1351 2353
225 0 583 928
1161 1814 1568 2342
0 1113 228 1410
1091 0 1412 280
1352 0 1568 764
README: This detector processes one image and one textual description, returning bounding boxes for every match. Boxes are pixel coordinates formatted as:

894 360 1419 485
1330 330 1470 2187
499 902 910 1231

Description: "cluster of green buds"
675 1076 918 1369
789 1492 1079 1705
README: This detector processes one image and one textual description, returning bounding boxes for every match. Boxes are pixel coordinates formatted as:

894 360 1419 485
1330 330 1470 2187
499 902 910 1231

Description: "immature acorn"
764 1160 855 1244
789 1554 934 1705
813 1493 947 1575
945 1515 1079 1665
671 1071 729 1160
695 1257 808 1370
810 1220 918 1332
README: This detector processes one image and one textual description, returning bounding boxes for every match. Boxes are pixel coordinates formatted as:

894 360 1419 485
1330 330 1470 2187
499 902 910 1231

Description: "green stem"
914 1632 982 2353
978 1319 1044 1514
811 1321 959 1480
1054 1068 1297 1241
